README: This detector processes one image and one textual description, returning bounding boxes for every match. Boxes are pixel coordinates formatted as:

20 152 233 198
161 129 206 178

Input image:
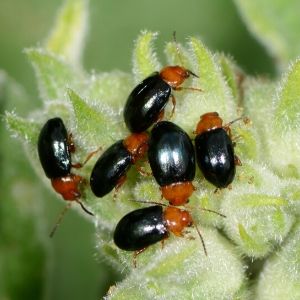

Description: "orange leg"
135 164 152 177
156 109 165 123
223 126 233 139
168 94 176 120
132 142 149 164
214 188 220 194
231 135 242 144
160 239 165 249
72 147 102 169
133 247 147 268
113 175 127 201
68 133 76 153
173 86 203 92
234 155 242 166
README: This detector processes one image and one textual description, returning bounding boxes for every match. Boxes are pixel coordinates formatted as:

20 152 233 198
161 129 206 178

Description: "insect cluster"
37 36 245 264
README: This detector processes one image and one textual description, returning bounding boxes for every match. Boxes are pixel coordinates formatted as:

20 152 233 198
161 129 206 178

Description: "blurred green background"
0 0 275 299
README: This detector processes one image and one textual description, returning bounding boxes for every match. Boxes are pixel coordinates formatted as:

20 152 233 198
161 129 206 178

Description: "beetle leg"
72 147 102 169
248 176 254 184
231 135 242 144
160 238 166 249
76 200 94 216
234 155 242 166
133 247 147 268
67 133 76 153
185 233 196 240
223 125 233 139
214 187 221 194
168 94 176 120
49 202 72 238
155 109 165 123
113 175 127 201
135 164 152 177
173 86 203 92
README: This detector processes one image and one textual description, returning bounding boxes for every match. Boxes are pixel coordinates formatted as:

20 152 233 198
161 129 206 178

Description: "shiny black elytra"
38 117 71 179
90 132 149 198
124 72 171 133
194 112 237 188
148 121 196 206
90 140 132 197
149 121 195 186
124 64 199 133
113 205 169 251
195 128 235 188
38 117 94 237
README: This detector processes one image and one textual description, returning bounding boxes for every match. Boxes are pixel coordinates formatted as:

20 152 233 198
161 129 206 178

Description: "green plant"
4 0 300 299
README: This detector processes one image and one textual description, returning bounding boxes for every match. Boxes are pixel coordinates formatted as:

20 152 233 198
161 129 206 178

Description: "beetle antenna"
185 204 226 218
187 70 199 78
76 200 94 216
193 222 207 256
224 116 249 128
128 199 169 207
172 31 199 79
198 207 226 218
49 202 72 238
173 31 183 66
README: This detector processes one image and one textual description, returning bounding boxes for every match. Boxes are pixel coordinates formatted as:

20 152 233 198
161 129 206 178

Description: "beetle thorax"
51 174 82 200
161 182 195 205
195 112 223 135
164 207 193 236
160 66 190 88
123 132 149 163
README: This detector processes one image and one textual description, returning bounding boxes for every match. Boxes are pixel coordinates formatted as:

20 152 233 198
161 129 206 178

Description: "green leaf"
26 48 82 101
1 76 47 300
87 71 133 112
281 182 300 214
255 222 300 299
46 0 88 66
106 229 245 299
274 59 300 132
234 0 300 66
5 112 40 145
238 224 267 254
68 88 124 148
234 127 258 161
218 54 244 106
222 187 294 257
236 194 288 207
260 59 300 178
132 31 161 83
172 37 236 134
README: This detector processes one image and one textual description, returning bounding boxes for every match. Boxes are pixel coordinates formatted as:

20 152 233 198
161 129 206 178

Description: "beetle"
38 117 95 236
148 121 196 206
113 205 206 265
194 112 242 188
123 66 201 133
90 132 149 198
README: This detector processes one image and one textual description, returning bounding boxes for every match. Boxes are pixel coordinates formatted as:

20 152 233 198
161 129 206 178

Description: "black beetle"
90 133 149 197
114 204 219 266
124 65 200 133
114 205 193 251
194 112 241 188
38 117 94 236
148 121 196 206
38 117 72 179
